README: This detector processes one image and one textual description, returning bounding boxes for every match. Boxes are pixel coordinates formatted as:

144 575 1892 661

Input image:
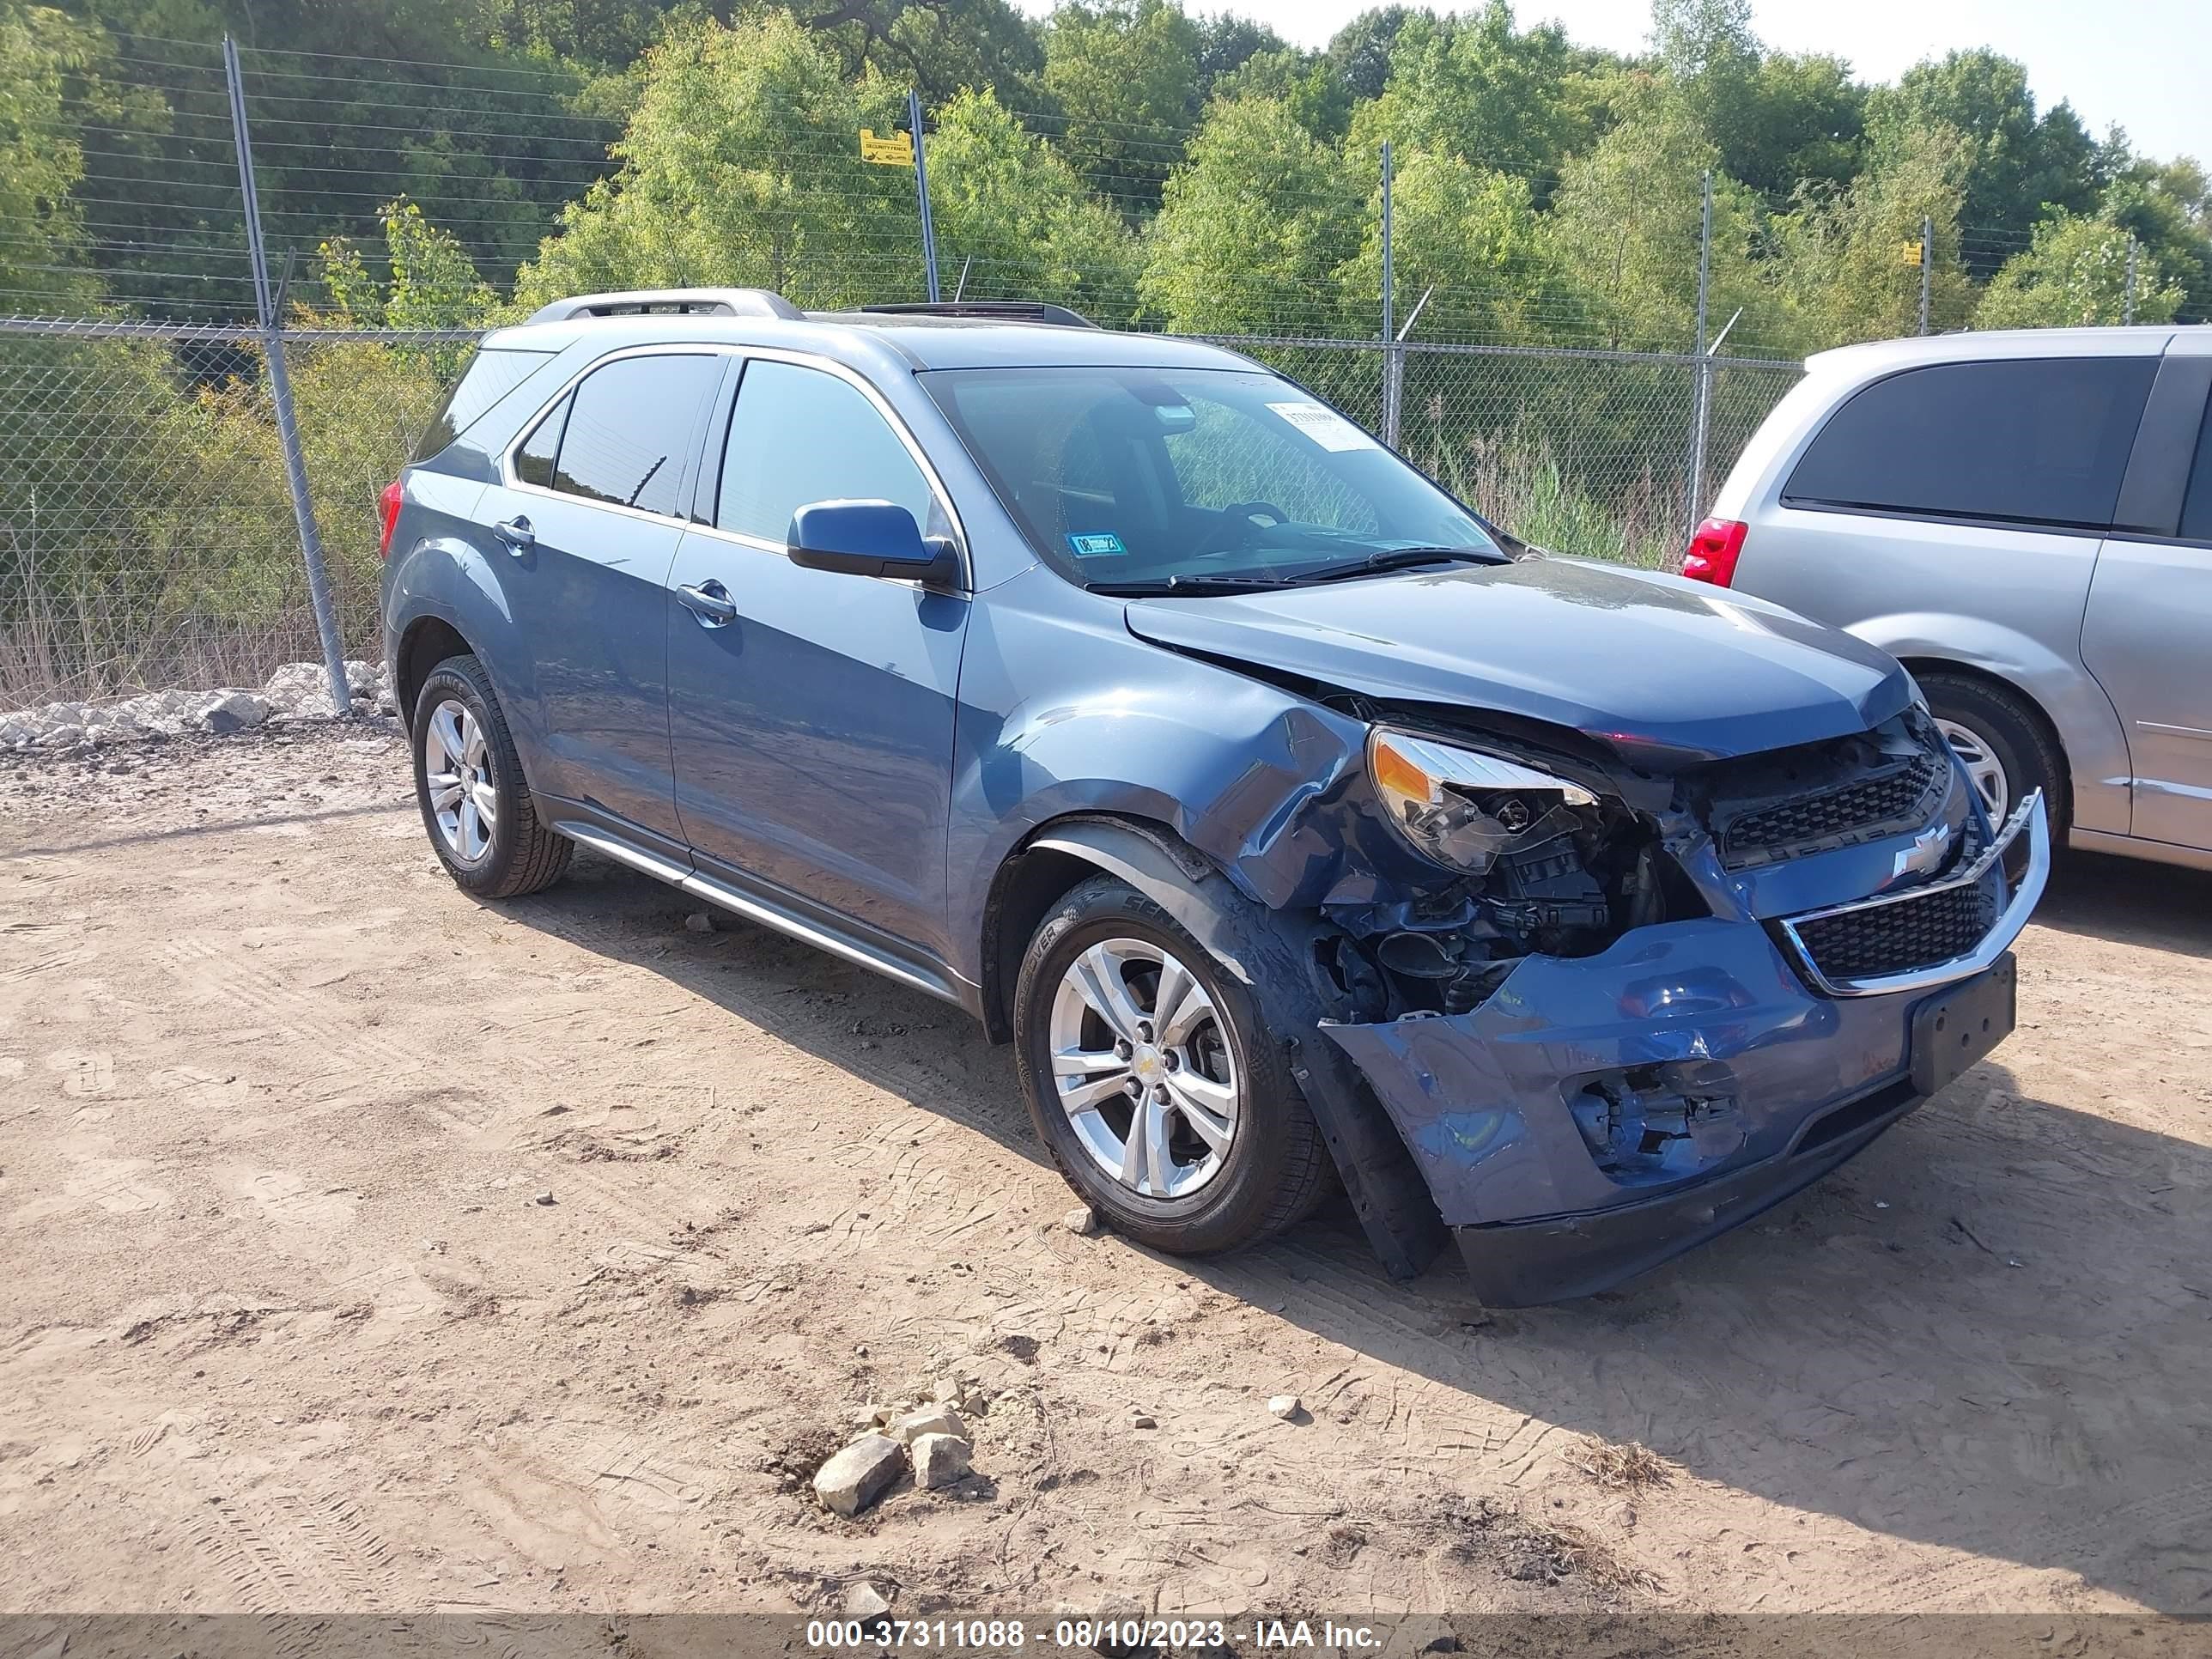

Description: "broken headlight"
1367 727 1598 877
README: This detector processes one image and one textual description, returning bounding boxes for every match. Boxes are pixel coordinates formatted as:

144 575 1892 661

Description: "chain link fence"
1 315 1801 712
0 319 463 709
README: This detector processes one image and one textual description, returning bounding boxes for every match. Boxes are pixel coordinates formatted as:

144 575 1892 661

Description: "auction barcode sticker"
1267 401 1380 453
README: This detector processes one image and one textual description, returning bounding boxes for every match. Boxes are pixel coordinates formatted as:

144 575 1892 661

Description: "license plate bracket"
1911 952 2017 1097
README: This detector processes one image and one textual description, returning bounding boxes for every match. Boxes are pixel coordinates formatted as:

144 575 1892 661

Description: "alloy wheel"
423 697 498 863
1047 936 1240 1200
1936 716 2009 822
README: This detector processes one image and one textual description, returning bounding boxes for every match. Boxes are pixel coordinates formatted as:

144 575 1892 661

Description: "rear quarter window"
1784 356 2158 532
411 346 560 464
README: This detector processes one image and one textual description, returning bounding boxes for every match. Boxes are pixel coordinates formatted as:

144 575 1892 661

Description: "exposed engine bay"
1304 696 1712 1021
1299 692 1968 1024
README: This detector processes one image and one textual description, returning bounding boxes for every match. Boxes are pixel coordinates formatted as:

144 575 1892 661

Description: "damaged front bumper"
1320 796 2047 1306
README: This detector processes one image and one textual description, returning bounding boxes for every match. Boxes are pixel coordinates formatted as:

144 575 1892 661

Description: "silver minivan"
1688 326 2212 872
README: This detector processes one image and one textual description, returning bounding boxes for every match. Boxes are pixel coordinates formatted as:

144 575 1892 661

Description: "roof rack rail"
526 288 803 325
857 300 1099 330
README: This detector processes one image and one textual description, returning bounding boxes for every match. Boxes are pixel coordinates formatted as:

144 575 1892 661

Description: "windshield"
919 366 1499 590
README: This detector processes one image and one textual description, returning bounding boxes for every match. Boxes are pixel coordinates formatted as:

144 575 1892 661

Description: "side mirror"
787 500 959 586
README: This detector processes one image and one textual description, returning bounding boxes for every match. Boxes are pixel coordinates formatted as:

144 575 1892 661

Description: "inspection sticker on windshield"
1267 400 1380 453
1066 531 1128 558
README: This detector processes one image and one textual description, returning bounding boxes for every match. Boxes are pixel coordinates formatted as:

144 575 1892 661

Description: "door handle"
493 516 534 554
678 579 738 626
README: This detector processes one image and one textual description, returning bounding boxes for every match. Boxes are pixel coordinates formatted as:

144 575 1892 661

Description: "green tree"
1042 0 1201 209
320 200 499 331
1727 54 1866 199
1766 124 1974 346
2097 151 2212 322
0 1 108 311
514 13 917 310
1543 89 1781 352
1326 7 1431 104
924 90 1139 321
784 0 1046 110
1348 2 1597 181
1139 95 1361 335
1647 0 1863 198
70 0 608 318
1865 50 2099 263
1974 214 2182 328
1337 149 1566 344
1192 12 1286 101
1210 47 1352 143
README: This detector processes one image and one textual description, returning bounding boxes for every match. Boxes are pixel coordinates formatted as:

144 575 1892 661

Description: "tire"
1012 873 1331 1255
1919 671 2069 840
410 653 573 898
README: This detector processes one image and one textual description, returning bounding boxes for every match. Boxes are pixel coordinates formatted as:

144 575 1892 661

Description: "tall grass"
1435 436 1685 569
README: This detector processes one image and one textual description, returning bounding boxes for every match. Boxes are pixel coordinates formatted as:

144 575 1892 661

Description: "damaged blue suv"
379 289 2047 1304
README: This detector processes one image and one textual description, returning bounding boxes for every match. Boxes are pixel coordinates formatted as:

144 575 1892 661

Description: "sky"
1012 0 2210 167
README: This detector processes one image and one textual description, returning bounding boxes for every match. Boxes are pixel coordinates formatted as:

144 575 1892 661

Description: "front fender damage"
1027 817 1450 1279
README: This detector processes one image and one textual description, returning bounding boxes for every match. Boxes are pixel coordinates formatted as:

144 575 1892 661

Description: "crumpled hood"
1123 556 1916 763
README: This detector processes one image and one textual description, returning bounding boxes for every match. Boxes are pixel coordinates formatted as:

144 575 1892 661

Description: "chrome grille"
1719 746 1948 868
1790 870 2001 982
1776 792 2047 997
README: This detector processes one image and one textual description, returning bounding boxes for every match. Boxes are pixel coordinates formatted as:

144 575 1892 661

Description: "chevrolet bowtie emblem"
1892 821 1953 883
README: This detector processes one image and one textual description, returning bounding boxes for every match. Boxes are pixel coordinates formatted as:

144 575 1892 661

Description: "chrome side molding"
550 821 968 1006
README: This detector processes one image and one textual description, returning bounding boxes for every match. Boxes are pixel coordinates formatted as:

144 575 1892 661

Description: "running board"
550 821 967 1006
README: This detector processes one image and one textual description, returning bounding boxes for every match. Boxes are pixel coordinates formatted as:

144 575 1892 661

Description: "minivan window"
412 346 558 463
716 360 943 544
544 353 721 518
2179 394 2212 542
1784 356 2158 532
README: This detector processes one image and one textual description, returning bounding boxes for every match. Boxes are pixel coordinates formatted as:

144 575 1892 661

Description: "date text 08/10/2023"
804 1618 1387 1651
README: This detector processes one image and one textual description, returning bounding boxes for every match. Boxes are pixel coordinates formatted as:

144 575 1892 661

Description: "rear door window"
542 353 722 518
1784 356 2158 532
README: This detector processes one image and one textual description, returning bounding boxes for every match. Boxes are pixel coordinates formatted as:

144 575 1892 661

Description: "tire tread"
415 652 572 898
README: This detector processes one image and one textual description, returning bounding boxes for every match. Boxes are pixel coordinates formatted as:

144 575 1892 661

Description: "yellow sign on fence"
860 128 914 167
1899 239 1923 266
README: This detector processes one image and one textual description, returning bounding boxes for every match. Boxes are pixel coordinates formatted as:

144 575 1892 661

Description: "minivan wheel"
410 653 573 898
1920 672 2068 839
1013 874 1331 1255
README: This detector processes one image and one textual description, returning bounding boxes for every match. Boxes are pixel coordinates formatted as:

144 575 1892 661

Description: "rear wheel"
410 653 572 898
1920 672 2067 838
1013 874 1330 1255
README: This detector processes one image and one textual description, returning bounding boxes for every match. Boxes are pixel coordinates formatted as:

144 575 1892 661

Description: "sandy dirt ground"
1 717 2208 1624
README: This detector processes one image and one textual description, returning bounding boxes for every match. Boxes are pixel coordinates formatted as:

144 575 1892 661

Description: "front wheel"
1012 874 1331 1255
410 653 572 898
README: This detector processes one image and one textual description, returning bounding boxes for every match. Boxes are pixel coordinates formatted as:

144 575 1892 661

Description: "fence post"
1685 169 1714 537
223 35 350 719
908 89 940 304
1919 215 1933 335
2124 236 2139 326
1380 141 1401 448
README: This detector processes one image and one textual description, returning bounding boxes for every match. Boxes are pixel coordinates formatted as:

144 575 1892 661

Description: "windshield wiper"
1085 573 1297 596
1282 546 1504 585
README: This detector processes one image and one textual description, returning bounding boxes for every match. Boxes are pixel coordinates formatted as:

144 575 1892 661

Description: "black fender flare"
1027 817 1447 1279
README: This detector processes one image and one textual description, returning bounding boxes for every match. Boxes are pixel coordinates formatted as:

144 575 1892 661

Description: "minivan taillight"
378 478 404 559
1682 517 1747 586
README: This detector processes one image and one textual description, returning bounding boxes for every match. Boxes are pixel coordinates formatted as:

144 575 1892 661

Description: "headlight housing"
1367 727 1598 876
